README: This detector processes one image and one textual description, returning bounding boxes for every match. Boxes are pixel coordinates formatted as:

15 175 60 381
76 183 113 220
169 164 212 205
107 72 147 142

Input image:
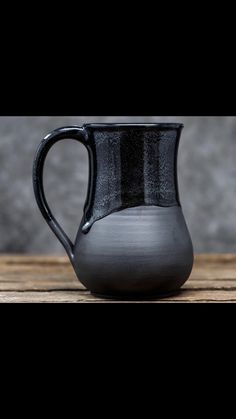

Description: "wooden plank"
0 254 236 302
0 277 236 292
0 289 236 303
193 254 236 263
0 255 69 265
0 255 84 291
0 291 96 303
0 253 236 265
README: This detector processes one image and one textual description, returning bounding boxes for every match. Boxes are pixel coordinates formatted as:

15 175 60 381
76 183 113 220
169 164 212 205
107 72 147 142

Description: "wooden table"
0 254 235 303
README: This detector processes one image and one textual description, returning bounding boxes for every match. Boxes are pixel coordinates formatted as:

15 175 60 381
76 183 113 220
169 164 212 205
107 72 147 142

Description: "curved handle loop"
33 126 88 262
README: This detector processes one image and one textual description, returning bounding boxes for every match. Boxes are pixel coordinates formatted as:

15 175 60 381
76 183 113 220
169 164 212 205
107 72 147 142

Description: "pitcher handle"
32 126 88 262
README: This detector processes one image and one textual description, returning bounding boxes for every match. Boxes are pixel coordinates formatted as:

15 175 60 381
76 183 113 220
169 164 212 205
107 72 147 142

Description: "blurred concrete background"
0 116 236 254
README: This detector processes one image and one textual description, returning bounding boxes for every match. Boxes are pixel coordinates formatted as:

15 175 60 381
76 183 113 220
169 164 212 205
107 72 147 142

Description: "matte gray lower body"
73 206 193 298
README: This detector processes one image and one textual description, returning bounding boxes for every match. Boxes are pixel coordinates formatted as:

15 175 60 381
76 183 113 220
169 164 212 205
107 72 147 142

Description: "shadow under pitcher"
33 123 193 299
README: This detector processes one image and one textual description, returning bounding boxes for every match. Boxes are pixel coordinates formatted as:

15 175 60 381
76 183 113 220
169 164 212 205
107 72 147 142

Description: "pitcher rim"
83 123 184 129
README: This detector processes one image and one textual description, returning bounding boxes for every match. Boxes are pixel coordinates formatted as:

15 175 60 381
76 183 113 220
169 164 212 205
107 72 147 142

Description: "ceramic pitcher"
33 123 193 298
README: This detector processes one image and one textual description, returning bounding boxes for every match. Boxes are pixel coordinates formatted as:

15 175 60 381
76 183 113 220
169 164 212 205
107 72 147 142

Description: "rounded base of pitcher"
91 289 181 301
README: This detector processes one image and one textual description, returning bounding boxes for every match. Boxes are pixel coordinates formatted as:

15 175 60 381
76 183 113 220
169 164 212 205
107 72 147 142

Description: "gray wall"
0 116 235 254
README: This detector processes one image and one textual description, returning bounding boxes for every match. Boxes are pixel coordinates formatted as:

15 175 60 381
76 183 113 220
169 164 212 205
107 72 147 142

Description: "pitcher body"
33 123 193 298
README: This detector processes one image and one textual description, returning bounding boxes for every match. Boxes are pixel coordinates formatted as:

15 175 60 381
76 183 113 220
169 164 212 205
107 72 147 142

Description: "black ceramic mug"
33 123 193 298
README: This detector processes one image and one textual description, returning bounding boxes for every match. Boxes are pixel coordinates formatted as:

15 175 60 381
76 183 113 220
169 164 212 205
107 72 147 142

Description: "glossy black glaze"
33 123 193 298
81 124 182 233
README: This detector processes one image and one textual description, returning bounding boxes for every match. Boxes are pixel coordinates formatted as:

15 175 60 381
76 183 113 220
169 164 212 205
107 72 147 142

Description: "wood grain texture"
0 254 236 302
